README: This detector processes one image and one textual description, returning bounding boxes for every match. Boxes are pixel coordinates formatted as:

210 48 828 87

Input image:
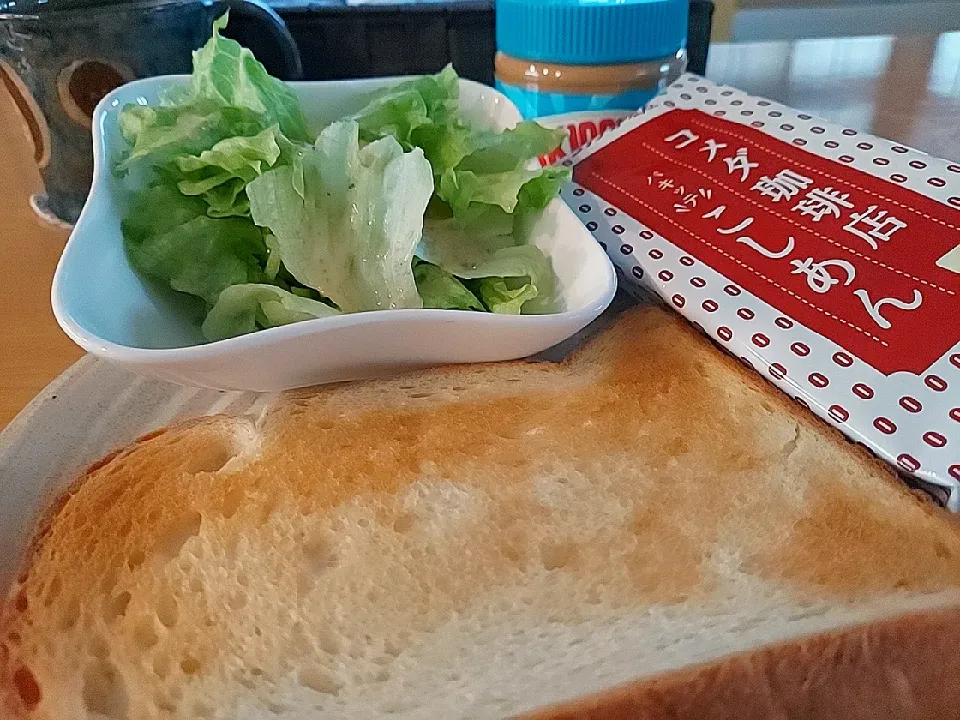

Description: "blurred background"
231 0 960 162
216 0 960 84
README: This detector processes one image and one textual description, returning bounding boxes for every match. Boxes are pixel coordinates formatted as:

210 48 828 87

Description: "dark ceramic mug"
0 0 302 225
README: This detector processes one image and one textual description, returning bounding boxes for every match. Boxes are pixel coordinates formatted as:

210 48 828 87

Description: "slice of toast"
4 306 960 720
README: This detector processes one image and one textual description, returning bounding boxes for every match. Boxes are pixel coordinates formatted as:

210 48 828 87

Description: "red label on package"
574 109 960 375
536 112 629 166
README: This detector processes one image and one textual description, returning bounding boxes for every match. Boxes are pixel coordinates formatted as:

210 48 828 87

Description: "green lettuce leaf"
453 244 556 314
117 13 309 174
435 115 565 225
350 67 567 225
351 80 431 146
412 258 483 310
472 277 538 314
263 233 282 281
122 184 268 306
517 166 573 212
456 122 566 174
419 221 555 314
188 13 310 141
438 163 570 237
419 217 516 271
118 103 265 169
352 65 471 174
175 124 287 217
202 283 339 341
430 164 565 248
247 120 434 313
438 155 570 223
438 166 541 215
175 124 283 181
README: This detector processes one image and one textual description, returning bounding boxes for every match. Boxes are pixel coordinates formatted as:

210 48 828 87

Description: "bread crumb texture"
4 308 960 720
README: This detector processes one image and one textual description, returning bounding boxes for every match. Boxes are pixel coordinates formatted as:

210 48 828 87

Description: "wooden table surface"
1 31 959 428
0 88 82 429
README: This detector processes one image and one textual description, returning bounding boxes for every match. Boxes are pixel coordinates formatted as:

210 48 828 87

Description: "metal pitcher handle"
218 0 303 80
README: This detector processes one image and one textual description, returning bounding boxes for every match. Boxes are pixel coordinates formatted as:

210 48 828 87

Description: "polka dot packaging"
566 73 960 508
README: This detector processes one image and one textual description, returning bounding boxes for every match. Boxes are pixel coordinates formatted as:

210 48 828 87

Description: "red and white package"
565 74 960 507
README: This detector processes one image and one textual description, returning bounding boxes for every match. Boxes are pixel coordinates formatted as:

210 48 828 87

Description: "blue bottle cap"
497 0 688 66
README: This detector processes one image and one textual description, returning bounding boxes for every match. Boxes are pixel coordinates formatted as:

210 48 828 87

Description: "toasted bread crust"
525 605 960 720
0 419 225 720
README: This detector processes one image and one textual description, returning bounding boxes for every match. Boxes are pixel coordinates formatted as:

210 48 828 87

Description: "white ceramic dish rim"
51 75 616 367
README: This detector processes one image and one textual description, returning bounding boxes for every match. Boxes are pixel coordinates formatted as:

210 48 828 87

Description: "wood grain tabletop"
0 86 82 429
0 31 957 429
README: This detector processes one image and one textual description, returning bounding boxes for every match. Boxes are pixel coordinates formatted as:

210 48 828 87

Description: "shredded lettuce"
202 283 339 341
352 68 570 233
412 258 484 311
186 13 310 141
122 185 269 306
419 220 556 313
472 278 538 314
118 103 265 169
174 124 289 217
117 19 567 340
247 121 434 313
352 66 472 174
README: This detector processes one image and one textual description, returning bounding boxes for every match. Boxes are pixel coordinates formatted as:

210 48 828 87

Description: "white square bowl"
51 76 616 392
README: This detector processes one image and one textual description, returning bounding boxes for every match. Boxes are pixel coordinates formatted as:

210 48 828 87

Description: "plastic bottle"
495 0 688 164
